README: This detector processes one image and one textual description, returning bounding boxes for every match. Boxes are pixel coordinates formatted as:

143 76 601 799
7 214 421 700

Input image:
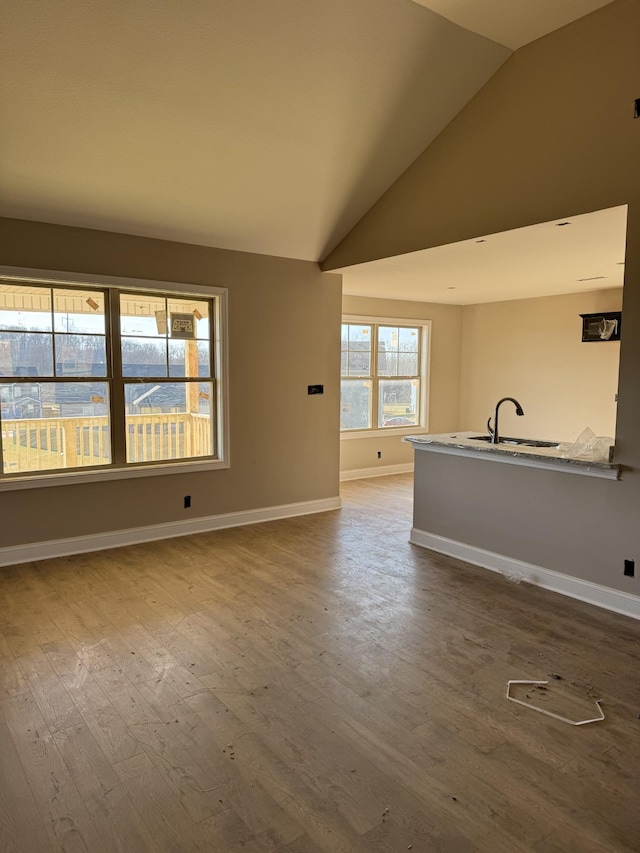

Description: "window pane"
347 352 370 376
378 351 418 376
399 327 419 352
378 379 419 428
55 334 107 377
54 289 106 334
398 352 418 376
124 381 213 462
167 297 210 339
340 380 371 430
1 382 110 473
168 339 210 378
378 326 399 353
377 351 398 376
347 325 372 352
0 331 53 377
0 286 52 331
120 293 167 337
341 324 349 350
122 337 167 377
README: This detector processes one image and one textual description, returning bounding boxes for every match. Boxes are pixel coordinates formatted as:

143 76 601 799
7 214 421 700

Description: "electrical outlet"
624 559 635 577
184 495 191 509
377 451 382 459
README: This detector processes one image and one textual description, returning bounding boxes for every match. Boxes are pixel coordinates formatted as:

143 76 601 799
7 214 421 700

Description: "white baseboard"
340 463 413 481
0 496 342 568
410 528 640 622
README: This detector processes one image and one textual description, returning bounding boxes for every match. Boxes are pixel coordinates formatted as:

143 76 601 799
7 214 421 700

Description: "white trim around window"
340 315 431 439
0 266 229 491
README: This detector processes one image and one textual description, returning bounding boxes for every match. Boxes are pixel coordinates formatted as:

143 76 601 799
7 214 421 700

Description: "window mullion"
49 287 56 377
164 297 170 374
210 297 218 456
107 288 127 466
371 324 379 430
0 392 4 475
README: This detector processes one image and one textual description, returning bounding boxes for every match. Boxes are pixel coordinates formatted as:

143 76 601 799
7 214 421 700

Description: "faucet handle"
487 417 495 437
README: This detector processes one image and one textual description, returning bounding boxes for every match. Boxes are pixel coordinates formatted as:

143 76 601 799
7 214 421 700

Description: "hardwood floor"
1 473 639 852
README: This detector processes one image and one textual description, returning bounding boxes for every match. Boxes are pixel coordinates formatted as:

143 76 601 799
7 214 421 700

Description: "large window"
0 271 226 483
340 318 428 432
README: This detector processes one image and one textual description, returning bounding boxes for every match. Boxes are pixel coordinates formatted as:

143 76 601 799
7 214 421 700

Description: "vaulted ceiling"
411 0 615 50
0 1 615 262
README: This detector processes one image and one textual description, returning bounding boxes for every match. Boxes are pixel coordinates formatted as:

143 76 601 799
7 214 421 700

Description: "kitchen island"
401 431 636 619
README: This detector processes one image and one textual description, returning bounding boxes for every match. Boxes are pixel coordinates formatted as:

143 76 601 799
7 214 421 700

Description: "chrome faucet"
487 397 524 444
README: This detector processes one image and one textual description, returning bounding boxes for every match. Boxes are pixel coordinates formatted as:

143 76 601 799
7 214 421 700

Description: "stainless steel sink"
470 435 561 449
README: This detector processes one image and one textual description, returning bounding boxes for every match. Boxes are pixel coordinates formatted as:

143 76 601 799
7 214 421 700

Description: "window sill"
340 426 429 441
0 457 229 491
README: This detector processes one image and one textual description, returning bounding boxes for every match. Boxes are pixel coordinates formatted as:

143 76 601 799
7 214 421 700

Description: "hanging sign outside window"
170 313 196 339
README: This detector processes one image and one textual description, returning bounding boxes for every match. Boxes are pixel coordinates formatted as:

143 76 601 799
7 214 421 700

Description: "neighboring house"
0 384 42 419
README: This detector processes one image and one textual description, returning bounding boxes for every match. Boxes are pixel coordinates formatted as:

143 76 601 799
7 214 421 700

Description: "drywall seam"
410 527 640 621
0 497 342 568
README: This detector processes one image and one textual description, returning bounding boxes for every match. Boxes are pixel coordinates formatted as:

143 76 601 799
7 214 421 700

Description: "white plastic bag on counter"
557 427 614 463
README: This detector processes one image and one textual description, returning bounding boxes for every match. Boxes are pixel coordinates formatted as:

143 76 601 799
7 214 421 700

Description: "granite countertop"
403 431 619 478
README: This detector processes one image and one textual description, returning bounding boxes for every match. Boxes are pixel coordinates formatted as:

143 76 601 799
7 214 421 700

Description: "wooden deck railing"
1 412 212 473
126 413 212 463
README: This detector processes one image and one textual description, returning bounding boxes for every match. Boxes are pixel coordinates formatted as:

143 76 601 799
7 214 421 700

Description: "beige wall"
459 290 622 442
327 0 640 591
0 219 342 548
340 295 462 473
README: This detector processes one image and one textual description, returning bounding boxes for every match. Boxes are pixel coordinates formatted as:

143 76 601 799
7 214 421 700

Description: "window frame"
340 315 431 439
0 266 229 491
